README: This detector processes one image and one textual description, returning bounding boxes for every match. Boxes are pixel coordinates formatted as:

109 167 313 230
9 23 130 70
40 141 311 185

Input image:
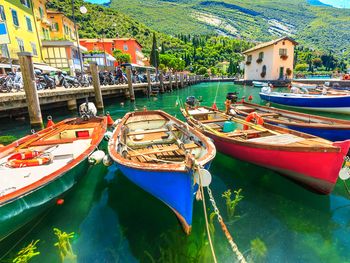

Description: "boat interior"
118 113 209 164
0 119 101 199
234 104 342 126
187 107 335 148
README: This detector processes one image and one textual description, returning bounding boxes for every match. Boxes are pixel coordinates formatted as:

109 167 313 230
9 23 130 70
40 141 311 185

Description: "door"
279 67 284 79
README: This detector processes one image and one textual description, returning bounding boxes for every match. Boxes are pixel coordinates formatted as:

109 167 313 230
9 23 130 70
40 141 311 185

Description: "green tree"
295 63 309 72
150 32 160 68
312 58 322 68
112 49 131 64
197 66 207 75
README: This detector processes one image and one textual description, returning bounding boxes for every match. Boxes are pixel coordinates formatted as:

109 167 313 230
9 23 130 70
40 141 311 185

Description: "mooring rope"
198 167 218 263
206 185 247 263
196 167 247 263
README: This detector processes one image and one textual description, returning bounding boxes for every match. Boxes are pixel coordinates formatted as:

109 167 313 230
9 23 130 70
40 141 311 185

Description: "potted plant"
246 61 251 65
286 68 292 76
256 58 263 64
260 72 266 78
280 55 288 60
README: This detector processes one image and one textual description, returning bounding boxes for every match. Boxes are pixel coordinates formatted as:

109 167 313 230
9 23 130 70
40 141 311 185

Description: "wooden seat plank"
30 137 92 146
128 143 198 157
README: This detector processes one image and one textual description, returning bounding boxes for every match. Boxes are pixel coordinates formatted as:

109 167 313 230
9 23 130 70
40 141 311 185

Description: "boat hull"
0 158 89 242
203 133 349 194
116 162 211 234
260 93 350 114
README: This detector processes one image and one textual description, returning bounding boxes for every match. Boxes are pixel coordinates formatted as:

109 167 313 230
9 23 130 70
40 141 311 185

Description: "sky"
318 0 350 8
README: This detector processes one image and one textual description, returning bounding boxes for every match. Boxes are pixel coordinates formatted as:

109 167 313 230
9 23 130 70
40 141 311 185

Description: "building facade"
243 37 298 81
0 0 43 73
41 10 85 73
79 38 145 66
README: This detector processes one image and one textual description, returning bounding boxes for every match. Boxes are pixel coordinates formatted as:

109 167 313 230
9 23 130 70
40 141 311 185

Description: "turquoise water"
1 83 350 263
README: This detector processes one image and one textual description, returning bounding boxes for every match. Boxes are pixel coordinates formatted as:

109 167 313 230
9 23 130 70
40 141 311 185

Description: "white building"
243 37 298 81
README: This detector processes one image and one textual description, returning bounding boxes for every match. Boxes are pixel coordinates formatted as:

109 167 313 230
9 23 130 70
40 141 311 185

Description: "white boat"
252 81 268 88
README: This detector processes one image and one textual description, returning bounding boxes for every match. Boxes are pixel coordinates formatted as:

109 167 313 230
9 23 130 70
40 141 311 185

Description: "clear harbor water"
1 82 350 263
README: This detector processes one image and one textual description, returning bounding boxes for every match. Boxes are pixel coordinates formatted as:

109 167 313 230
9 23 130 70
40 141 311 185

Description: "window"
31 42 38 56
17 38 25 52
64 24 68 35
258 52 264 60
39 7 44 19
123 44 128 51
247 55 252 62
20 0 30 8
51 23 59 32
1 44 10 58
0 5 6 21
279 48 287 56
261 65 267 78
26 16 32 32
42 28 50 40
11 10 19 27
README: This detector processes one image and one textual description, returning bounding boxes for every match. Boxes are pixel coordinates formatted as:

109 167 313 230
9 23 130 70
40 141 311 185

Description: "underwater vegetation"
53 228 77 263
222 189 244 220
11 240 40 263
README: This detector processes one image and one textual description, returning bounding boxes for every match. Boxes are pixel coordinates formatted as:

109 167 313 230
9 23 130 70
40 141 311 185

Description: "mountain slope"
47 0 189 55
109 0 350 54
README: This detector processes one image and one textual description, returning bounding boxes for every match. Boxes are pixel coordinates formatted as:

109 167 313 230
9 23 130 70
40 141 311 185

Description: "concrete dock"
0 79 202 118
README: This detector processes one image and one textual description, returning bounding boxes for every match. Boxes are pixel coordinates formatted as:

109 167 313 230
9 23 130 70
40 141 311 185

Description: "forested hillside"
109 0 350 55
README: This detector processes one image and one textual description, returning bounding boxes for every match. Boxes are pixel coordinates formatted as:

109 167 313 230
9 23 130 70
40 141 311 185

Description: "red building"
79 38 145 66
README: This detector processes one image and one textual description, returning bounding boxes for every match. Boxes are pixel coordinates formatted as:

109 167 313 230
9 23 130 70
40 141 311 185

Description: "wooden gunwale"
109 110 216 171
181 108 339 153
0 117 107 206
236 102 350 129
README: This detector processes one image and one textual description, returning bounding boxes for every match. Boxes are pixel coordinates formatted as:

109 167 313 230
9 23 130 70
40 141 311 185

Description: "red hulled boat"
181 106 350 194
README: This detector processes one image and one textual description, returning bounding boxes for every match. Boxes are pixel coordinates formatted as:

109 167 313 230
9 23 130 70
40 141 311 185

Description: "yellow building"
31 0 51 41
0 0 43 71
41 10 85 73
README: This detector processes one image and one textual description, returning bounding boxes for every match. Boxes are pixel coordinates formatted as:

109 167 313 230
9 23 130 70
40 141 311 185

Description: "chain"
207 186 223 222
206 185 247 263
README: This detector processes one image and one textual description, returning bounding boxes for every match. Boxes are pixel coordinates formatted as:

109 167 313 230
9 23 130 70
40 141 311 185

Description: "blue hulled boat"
233 101 350 141
260 91 350 114
108 110 216 234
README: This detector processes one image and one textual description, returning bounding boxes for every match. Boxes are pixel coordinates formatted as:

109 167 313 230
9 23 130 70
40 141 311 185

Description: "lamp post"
99 22 117 70
71 0 87 74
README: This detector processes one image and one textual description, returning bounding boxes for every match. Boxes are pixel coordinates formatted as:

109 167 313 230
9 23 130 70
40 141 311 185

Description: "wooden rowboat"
181 106 350 194
108 110 215 234
232 101 350 142
0 116 107 242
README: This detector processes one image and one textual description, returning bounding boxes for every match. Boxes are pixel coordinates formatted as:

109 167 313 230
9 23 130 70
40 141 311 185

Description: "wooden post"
126 66 135 101
175 72 178 89
180 72 184 88
159 70 165 93
89 62 104 110
146 69 152 97
67 99 77 111
169 72 173 91
18 52 43 128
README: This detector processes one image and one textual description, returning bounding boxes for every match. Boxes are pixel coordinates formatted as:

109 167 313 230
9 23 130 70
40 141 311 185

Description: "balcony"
280 55 288 60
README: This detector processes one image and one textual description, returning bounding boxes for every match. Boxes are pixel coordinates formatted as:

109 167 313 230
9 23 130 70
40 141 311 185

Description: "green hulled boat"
0 116 107 242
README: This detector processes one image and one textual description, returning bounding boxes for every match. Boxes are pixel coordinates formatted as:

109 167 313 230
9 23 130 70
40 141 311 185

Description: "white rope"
206 185 247 263
198 167 218 263
213 81 220 103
